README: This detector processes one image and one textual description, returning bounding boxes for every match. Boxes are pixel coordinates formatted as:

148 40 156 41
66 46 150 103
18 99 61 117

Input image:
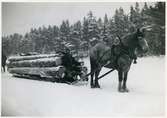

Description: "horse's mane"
120 32 137 48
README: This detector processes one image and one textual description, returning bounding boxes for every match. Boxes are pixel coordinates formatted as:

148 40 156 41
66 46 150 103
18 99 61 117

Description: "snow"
1 56 165 116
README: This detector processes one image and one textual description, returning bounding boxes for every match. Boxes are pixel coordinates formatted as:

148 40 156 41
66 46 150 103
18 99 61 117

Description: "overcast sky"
2 2 154 36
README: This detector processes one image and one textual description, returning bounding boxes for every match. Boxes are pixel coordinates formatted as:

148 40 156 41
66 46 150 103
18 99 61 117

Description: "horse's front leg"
3 66 5 72
94 68 101 88
122 71 129 92
90 72 95 88
118 70 124 92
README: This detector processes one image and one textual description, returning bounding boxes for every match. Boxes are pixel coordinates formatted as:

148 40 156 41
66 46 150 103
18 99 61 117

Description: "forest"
2 2 165 57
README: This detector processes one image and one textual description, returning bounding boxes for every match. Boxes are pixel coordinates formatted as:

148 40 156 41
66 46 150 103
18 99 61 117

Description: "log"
8 66 65 79
8 54 60 62
7 57 62 68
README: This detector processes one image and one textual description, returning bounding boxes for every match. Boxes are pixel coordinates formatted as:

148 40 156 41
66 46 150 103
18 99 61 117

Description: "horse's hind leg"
90 57 95 88
4 66 6 72
118 70 124 92
94 68 101 88
90 72 95 88
122 72 129 92
2 66 5 72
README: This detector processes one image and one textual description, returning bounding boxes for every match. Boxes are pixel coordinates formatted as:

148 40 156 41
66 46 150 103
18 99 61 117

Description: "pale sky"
2 2 154 36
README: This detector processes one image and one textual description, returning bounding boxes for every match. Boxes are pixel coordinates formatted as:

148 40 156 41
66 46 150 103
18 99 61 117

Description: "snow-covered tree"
114 7 130 37
87 11 99 41
2 3 165 56
102 14 109 41
82 17 89 42
145 2 165 55
60 20 70 41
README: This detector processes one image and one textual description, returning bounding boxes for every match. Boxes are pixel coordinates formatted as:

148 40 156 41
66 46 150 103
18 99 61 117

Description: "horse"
89 28 149 92
2 52 7 72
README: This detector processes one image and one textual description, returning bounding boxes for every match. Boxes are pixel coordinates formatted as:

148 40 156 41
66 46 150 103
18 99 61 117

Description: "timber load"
7 53 88 83
7 54 64 82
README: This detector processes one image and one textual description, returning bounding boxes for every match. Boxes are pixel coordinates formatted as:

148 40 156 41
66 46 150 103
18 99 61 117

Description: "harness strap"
116 35 136 60
95 49 111 68
111 44 136 69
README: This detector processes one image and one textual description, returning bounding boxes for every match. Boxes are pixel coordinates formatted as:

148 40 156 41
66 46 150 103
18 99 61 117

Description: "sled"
7 53 88 85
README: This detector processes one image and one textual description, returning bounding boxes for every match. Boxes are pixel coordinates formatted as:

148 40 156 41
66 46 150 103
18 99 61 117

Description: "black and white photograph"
1 1 166 116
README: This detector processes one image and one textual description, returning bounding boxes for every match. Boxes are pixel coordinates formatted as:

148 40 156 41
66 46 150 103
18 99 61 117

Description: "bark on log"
8 54 60 62
7 57 62 68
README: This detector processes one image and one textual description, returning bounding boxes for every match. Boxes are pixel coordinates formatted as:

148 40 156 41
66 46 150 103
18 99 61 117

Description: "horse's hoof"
94 85 101 88
123 88 129 92
118 88 125 93
133 61 137 64
91 84 95 88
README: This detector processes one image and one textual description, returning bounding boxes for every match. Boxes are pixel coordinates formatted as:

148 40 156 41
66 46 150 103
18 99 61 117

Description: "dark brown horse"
89 28 149 92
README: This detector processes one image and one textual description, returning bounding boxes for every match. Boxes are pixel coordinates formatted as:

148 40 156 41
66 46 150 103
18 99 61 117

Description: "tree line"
2 2 165 57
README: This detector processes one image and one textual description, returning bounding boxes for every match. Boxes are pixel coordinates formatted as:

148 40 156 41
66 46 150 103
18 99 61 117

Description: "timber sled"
7 53 88 85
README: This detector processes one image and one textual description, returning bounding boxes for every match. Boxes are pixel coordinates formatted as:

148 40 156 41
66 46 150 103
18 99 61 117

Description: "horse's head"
135 28 149 53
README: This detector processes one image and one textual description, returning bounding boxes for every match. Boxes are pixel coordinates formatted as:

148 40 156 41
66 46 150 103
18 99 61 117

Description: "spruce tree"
146 2 165 55
87 11 99 42
82 17 89 42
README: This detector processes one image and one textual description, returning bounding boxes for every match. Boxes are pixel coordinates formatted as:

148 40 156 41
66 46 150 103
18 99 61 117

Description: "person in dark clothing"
61 48 82 82
2 52 7 72
61 48 73 69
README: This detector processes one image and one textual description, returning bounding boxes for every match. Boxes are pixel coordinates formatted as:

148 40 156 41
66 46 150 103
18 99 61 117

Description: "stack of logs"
7 54 65 82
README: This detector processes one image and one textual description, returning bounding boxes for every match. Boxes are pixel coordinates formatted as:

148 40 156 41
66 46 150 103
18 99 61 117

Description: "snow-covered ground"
1 56 165 116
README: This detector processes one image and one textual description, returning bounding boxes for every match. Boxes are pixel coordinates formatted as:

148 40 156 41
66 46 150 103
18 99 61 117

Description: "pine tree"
129 3 143 29
82 17 89 42
72 21 82 39
135 2 140 14
97 17 103 39
107 18 116 45
102 14 109 41
70 21 82 54
114 7 129 37
130 6 135 23
87 11 99 42
104 14 109 25
145 2 165 55
141 2 150 26
60 20 70 41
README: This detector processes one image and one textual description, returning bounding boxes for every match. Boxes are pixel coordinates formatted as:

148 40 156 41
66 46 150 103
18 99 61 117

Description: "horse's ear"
137 28 140 33
137 28 145 34
141 28 146 33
